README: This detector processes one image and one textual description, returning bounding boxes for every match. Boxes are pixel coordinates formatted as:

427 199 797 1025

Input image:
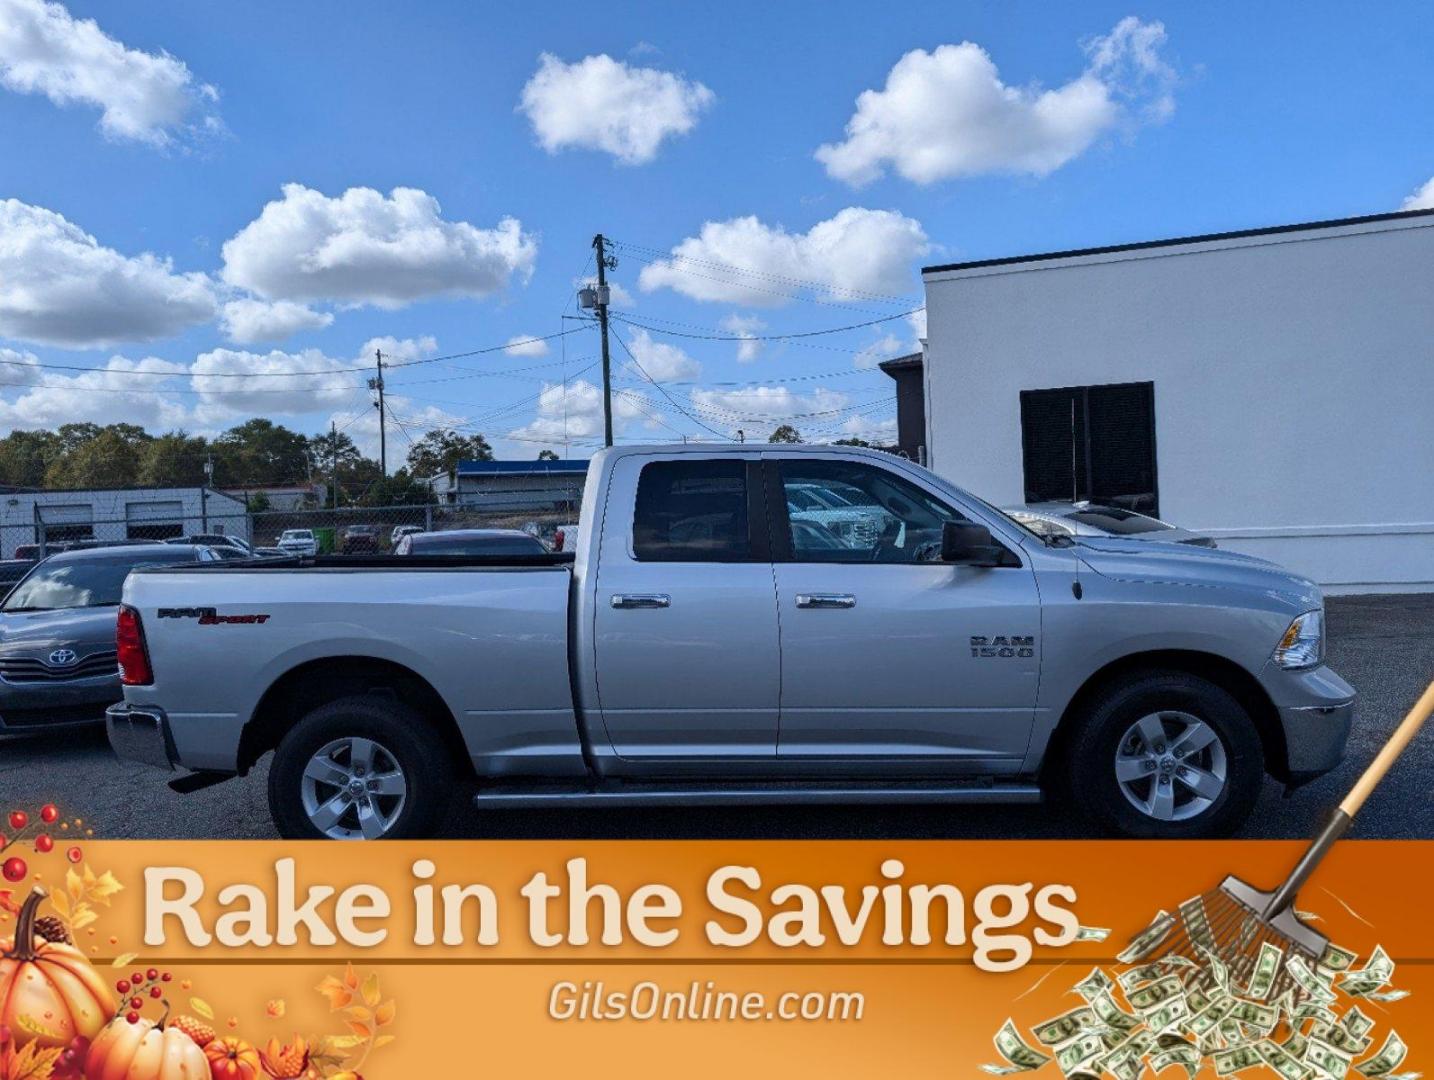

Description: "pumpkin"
204 1036 261 1080
0 888 115 1050
85 1013 208 1080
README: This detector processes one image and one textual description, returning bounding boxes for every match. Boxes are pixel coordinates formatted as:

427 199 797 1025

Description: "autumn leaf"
266 999 286 1019
344 1021 371 1040
322 1035 365 1052
110 953 138 968
46 891 69 920
2 1041 65 1080
373 1034 396 1050
70 908 98 931
65 869 83 904
342 1006 371 1025
315 975 353 1011
190 997 215 1021
86 869 124 905
342 963 358 990
360 972 381 1008
373 1000 395 1027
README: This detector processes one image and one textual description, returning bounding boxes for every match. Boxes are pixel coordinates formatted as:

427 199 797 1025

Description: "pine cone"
33 915 70 944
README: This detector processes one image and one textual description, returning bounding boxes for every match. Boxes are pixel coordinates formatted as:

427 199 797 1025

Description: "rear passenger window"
633 460 750 562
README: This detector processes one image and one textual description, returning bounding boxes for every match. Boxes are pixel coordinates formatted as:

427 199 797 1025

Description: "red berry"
116 980 130 994
150 986 162 999
131 972 143 986
129 997 143 1010
126 1012 139 1025
1 856 26 882
40 805 59 824
35 834 53 853
66 846 82 864
146 968 159 981
8 811 26 831
161 972 172 982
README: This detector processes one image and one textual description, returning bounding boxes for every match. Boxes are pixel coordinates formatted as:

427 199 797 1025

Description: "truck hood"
0 605 119 655
1074 536 1322 609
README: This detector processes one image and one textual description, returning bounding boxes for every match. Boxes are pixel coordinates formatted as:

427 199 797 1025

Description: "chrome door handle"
611 593 671 609
795 593 857 609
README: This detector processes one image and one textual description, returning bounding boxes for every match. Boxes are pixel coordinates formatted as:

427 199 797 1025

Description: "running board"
471 781 1042 809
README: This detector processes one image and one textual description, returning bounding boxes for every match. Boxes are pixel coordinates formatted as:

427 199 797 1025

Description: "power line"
608 325 731 441
611 308 922 344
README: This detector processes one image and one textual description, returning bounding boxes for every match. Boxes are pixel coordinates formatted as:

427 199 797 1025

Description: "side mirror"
941 521 1012 567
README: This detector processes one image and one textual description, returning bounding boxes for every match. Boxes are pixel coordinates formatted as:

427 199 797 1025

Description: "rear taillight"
117 604 153 686
553 528 565 551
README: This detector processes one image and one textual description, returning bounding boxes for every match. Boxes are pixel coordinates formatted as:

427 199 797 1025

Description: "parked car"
391 525 424 547
276 529 318 557
552 523 580 553
14 543 72 560
108 445 1352 841
393 529 548 556
339 524 381 554
1003 503 1216 547
0 544 218 732
166 534 268 558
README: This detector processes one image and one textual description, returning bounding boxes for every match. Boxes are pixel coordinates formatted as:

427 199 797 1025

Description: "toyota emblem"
48 648 78 667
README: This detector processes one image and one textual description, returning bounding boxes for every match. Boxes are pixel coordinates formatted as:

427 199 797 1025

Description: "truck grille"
0 651 119 683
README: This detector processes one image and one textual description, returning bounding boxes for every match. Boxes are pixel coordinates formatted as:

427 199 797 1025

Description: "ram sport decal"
969 635 1035 659
156 607 271 625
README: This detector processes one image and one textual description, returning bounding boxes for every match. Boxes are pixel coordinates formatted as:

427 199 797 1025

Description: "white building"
0 486 249 558
919 207 1434 594
430 459 587 514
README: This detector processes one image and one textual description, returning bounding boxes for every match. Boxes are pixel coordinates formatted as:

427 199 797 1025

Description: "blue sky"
1 0 1431 465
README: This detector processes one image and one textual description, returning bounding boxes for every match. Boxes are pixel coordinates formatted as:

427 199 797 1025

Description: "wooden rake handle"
1266 677 1434 918
1339 677 1434 818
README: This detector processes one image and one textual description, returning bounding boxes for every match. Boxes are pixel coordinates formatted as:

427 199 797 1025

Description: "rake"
1138 678 1434 1002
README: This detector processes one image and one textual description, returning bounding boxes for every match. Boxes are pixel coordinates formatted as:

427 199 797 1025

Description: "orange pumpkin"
204 1036 261 1080
85 1014 208 1080
0 887 115 1050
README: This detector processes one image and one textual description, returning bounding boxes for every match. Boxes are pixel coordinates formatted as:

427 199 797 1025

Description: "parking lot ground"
2 594 1432 841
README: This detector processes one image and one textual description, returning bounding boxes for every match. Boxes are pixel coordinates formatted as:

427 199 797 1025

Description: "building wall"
922 214 1434 593
0 487 249 558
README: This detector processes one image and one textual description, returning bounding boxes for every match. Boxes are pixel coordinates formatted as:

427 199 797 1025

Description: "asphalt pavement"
1 594 1431 840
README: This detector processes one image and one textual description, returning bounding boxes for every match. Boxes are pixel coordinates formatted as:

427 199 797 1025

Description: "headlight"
1274 609 1324 669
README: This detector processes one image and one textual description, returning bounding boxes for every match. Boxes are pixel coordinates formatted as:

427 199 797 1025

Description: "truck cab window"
633 459 751 562
777 459 965 563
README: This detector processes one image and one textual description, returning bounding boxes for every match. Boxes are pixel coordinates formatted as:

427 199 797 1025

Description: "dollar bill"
1119 963 1170 992
1227 999 1279 1033
1073 968 1114 1002
1288 955 1339 1005
1146 996 1191 1034
1340 947 1395 997
1343 1007 1376 1040
1355 1032 1408 1078
1118 911 1176 964
1200 945 1233 993
986 1019 1053 1074
1091 991 1141 1034
1128 975 1185 1014
1033 1006 1099 1047
1260 1039 1313 1080
1294 1001 1339 1028
1320 943 1358 973
1179 895 1217 952
1188 997 1236 1039
1150 1044 1200 1078
1056 1033 1107 1075
1312 1021 1373 1057
1246 941 1285 1001
1214 1044 1264 1076
1362 989 1409 1003
1284 1031 1310 1059
1076 925 1112 942
1307 1037 1354 1079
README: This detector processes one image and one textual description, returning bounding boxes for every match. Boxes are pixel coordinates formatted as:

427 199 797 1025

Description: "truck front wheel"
268 695 453 840
1061 671 1264 838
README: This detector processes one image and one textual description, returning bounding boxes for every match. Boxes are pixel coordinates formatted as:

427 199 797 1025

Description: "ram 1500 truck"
106 444 1355 840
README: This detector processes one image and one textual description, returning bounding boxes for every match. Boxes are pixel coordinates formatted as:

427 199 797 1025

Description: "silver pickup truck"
107 444 1354 840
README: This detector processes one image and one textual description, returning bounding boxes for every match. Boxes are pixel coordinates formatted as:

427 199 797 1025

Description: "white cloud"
816 16 1174 186
1402 177 1434 211
688 384 868 442
719 314 765 362
637 207 928 306
853 333 904 370
0 198 217 347
337 397 468 467
908 307 927 343
623 328 700 382
504 334 550 357
0 0 219 146
220 184 538 309
220 298 333 344
507 377 646 449
519 53 713 165
0 351 195 432
187 346 362 416
361 335 436 363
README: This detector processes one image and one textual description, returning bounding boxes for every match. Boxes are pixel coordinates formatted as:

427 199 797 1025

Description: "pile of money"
983 904 1416 1080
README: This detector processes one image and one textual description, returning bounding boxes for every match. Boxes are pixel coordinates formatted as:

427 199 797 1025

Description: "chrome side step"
472 782 1042 809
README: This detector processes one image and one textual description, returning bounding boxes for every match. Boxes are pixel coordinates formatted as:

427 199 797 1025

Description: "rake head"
1148 876 1328 1004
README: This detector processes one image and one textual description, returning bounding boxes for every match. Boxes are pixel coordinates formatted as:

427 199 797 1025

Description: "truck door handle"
795 593 857 609
611 593 671 609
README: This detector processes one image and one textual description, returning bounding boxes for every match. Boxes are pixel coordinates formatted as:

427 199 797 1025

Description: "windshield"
281 531 312 540
3 550 197 612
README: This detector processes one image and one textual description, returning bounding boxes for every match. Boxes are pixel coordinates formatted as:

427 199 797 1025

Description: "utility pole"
330 420 339 509
369 349 387 474
593 234 616 448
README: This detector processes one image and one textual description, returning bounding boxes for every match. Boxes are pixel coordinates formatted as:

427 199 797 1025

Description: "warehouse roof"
922 206 1434 275
455 459 589 476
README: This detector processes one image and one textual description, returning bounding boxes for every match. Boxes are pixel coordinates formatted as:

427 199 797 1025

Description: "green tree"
0 430 59 488
832 437 872 448
405 428 493 479
537 449 559 461
212 419 310 485
44 427 145 488
768 424 803 444
357 468 435 507
138 431 210 486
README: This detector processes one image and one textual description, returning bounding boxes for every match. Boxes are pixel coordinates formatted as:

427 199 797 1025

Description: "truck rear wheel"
268 695 453 840
1060 671 1264 838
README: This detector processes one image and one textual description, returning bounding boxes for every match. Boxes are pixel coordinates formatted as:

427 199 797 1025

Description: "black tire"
1059 671 1264 839
267 695 454 840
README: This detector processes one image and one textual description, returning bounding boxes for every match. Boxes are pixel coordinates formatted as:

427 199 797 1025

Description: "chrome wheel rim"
300 736 407 840
1114 710 1228 822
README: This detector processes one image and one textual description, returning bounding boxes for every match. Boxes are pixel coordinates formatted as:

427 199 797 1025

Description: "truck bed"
138 552 576 571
